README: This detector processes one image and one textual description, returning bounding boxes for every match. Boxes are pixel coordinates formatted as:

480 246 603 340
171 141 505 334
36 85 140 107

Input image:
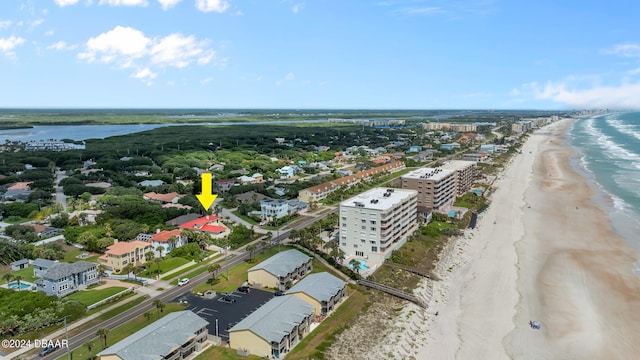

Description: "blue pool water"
447 210 457 217
348 259 369 270
8 281 31 290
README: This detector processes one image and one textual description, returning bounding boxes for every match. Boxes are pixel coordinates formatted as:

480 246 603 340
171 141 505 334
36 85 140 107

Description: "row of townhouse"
298 161 406 203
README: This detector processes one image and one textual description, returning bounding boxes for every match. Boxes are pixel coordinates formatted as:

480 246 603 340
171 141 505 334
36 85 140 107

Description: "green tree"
13 275 23 291
207 263 221 282
85 340 94 360
152 299 165 319
246 243 257 262
349 259 361 274
122 263 135 279
156 245 165 259
3 273 14 285
97 264 107 278
143 311 151 323
96 328 109 349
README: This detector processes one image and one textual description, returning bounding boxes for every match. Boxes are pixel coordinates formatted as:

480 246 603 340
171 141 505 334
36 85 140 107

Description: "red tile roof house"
7 181 33 190
179 215 230 239
149 229 187 257
143 192 182 204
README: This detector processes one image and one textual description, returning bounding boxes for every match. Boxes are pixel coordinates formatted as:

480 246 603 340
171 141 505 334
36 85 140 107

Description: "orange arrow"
196 173 218 211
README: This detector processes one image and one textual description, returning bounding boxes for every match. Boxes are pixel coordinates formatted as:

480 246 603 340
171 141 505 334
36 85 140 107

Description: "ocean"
569 112 640 274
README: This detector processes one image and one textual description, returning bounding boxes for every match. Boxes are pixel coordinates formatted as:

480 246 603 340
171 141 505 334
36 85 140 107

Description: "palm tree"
156 245 165 259
207 263 221 282
97 264 107 278
152 257 162 277
145 250 155 263
132 266 142 281
3 273 14 285
152 300 165 319
85 340 94 360
349 259 361 274
168 235 178 252
96 328 109 349
122 263 135 280
143 311 151 323
13 275 23 291
246 243 257 262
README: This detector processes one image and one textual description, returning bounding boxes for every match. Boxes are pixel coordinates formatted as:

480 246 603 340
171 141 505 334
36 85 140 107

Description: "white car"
178 278 189 286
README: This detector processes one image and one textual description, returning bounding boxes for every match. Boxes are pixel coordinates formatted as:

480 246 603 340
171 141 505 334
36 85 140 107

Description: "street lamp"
215 318 219 337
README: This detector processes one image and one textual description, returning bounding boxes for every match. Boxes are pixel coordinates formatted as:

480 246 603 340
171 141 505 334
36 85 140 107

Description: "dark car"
39 344 59 357
221 294 236 303
274 290 284 296
237 286 250 293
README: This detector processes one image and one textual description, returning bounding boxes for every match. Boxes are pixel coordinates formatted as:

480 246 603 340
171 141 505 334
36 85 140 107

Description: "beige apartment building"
401 167 457 212
339 187 418 265
441 160 476 196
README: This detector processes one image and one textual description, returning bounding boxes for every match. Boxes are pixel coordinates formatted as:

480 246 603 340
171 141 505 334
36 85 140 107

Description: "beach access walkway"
358 279 427 308
383 261 440 280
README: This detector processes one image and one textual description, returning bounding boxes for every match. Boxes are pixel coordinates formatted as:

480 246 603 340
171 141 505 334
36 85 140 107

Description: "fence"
87 287 135 310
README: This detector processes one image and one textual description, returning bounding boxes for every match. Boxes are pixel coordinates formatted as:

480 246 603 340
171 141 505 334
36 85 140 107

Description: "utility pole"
216 318 219 337
61 315 71 360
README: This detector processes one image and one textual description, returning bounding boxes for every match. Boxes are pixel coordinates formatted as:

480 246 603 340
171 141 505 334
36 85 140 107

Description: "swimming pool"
8 281 32 290
447 210 457 217
348 259 369 270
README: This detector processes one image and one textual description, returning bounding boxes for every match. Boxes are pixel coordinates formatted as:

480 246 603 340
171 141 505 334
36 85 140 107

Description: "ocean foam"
607 117 640 142
583 117 640 164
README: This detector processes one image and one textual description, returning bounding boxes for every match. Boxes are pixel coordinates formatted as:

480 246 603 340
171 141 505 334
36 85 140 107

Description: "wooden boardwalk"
358 279 427 309
383 261 439 280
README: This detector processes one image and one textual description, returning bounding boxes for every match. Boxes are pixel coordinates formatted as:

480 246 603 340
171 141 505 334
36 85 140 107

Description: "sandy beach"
368 118 640 359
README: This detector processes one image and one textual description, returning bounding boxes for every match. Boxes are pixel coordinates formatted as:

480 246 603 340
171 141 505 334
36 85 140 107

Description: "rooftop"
441 160 477 171
104 240 152 256
229 296 313 343
402 167 455 181
179 215 227 234
42 261 95 281
144 192 180 203
248 249 311 277
340 187 417 211
150 229 182 243
97 311 208 360
287 272 346 303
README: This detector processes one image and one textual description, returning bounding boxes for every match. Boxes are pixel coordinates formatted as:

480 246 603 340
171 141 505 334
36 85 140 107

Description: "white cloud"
195 0 230 13
0 36 26 57
400 6 444 15
608 43 640 58
78 26 217 84
157 0 181 10
292 3 303 13
45 30 55 36
0 20 12 30
526 80 640 109
78 26 150 63
30 19 45 28
166 80 176 86
47 41 77 51
200 77 213 84
150 33 213 68
99 0 149 6
53 0 80 6
276 72 295 85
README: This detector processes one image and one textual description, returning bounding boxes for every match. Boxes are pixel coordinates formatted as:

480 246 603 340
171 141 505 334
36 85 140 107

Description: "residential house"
440 142 461 151
138 180 164 187
286 272 347 316
215 179 235 193
98 240 153 271
35 261 99 297
33 258 58 278
462 152 489 162
260 199 308 221
11 259 29 271
248 249 312 290
237 173 264 185
179 215 230 238
149 229 185 257
143 192 182 204
229 296 314 358
97 311 208 360
278 166 297 179
165 213 201 226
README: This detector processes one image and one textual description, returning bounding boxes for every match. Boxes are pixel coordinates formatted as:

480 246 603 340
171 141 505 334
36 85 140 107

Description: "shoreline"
367 118 640 359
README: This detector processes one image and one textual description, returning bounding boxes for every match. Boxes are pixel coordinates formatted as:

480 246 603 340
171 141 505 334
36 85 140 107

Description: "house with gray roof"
286 272 347 316
33 258 58 278
34 261 98 297
229 295 314 358
248 249 312 290
11 259 29 271
97 310 208 360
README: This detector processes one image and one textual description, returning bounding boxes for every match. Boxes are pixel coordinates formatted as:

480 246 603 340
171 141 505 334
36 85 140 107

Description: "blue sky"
1 0 640 109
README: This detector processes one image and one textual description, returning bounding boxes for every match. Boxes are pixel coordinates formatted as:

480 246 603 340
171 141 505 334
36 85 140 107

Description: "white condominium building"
441 160 476 196
339 188 418 265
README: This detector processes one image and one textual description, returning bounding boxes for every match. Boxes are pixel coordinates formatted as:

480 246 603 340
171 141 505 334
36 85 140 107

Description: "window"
361 226 366 230
370 240 376 244
356 251 364 257
361 219 366 223
342 242 347 246
361 239 365 243
371 246 378 252
371 227 376 231
370 220 377 225
341 236 346 241
342 217 347 221
353 244 358 248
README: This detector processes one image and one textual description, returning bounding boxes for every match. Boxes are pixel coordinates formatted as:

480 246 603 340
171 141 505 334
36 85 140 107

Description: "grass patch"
63 250 101 263
141 257 190 278
287 287 367 360
195 345 263 360
191 246 292 294
0 265 38 284
59 302 186 360
67 286 128 306
231 210 258 225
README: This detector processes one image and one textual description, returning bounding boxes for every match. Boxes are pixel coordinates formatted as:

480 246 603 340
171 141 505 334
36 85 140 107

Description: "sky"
1 0 640 110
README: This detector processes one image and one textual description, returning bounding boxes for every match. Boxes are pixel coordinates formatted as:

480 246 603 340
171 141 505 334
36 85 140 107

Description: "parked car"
221 294 236 303
237 286 250 293
274 290 284 296
178 278 189 286
39 344 59 357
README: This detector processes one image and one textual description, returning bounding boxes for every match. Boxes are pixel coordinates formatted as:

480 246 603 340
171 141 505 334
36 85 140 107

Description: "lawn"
0 265 37 284
191 246 293 294
195 345 263 360
286 287 368 360
231 210 258 225
59 302 186 360
63 249 101 263
141 257 191 277
67 286 128 306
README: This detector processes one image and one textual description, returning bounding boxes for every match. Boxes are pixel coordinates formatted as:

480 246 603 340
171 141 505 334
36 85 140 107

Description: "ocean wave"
606 117 640 142
583 117 640 164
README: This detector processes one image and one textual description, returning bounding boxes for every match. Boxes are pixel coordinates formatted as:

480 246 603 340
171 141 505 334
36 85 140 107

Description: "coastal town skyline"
2 1 640 109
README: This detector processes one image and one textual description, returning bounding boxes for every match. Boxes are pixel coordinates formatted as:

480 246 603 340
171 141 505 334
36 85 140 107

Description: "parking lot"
171 287 275 341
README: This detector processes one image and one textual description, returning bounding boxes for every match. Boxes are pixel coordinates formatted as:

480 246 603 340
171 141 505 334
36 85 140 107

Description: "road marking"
196 308 217 316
